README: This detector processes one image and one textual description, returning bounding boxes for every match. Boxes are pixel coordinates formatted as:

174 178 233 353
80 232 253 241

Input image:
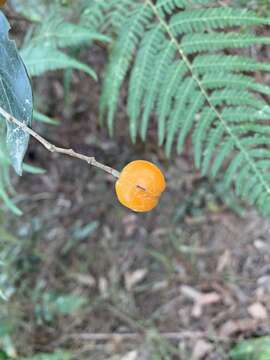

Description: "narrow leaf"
0 11 33 175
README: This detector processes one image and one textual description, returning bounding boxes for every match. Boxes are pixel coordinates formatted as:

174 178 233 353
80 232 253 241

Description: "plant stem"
0 106 120 178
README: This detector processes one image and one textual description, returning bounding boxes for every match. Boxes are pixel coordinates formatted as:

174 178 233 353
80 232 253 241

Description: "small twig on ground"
106 304 145 332
0 106 120 178
68 331 229 343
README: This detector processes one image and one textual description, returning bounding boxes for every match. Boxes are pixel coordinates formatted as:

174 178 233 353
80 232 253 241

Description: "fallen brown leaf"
192 339 213 360
248 302 268 320
125 269 148 291
219 318 258 337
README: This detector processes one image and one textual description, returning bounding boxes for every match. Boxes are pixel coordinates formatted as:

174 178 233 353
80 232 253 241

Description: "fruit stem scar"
136 184 147 191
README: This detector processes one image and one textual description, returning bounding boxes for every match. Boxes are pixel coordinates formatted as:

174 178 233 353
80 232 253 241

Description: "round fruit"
115 160 166 212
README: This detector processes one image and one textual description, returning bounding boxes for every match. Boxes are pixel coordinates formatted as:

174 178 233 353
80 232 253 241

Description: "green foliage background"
1 0 270 218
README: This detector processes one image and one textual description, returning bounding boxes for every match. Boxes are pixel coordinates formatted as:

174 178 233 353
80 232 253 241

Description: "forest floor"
3 9 270 360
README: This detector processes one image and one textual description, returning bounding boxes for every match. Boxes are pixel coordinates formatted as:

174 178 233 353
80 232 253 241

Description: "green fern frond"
68 0 270 217
127 26 163 142
181 32 270 53
100 4 153 134
192 109 216 169
165 78 196 156
157 61 188 145
201 73 270 95
176 92 204 153
30 18 111 48
210 89 266 109
81 0 137 33
20 46 97 79
202 123 225 175
193 54 270 73
19 11 111 78
170 8 270 35
141 39 176 140
156 0 216 15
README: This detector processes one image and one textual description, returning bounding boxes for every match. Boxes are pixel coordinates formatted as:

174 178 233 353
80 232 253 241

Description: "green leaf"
0 11 33 175
38 292 87 320
33 110 59 125
31 19 111 49
20 45 97 80
230 337 270 360
54 294 87 315
22 163 46 174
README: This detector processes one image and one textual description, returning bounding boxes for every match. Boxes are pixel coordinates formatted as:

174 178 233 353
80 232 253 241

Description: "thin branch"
0 106 120 178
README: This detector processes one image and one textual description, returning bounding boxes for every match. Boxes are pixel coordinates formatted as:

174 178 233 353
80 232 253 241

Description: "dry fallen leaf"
122 214 138 237
192 339 213 360
181 285 202 301
216 250 231 273
248 302 268 320
219 318 258 337
181 286 221 318
125 269 148 291
199 292 221 306
70 272 96 287
99 277 109 297
120 350 138 360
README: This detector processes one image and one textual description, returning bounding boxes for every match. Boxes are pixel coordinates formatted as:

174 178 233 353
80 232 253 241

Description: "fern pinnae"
210 139 234 177
201 123 225 175
31 19 110 49
193 109 216 169
193 54 270 74
202 73 270 95
239 136 270 148
221 107 270 122
140 39 176 140
127 25 163 142
235 164 250 195
87 0 270 215
181 33 270 54
250 183 265 205
157 61 187 145
210 89 266 109
147 0 270 210
223 152 244 188
100 4 152 134
156 0 187 15
254 160 270 171
176 92 204 154
81 0 133 33
157 0 217 15
242 177 260 199
21 46 97 78
111 0 139 32
170 8 270 35
233 124 270 136
165 77 195 156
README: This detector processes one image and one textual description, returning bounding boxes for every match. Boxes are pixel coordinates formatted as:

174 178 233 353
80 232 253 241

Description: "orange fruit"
115 160 166 212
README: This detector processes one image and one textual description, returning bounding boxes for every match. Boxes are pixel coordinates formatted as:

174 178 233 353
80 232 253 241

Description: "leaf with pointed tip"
0 11 33 175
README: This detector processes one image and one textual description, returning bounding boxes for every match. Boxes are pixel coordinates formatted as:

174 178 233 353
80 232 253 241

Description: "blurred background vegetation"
0 0 270 359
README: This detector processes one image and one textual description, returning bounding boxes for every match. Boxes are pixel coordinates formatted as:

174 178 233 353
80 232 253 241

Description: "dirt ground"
3 19 270 360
